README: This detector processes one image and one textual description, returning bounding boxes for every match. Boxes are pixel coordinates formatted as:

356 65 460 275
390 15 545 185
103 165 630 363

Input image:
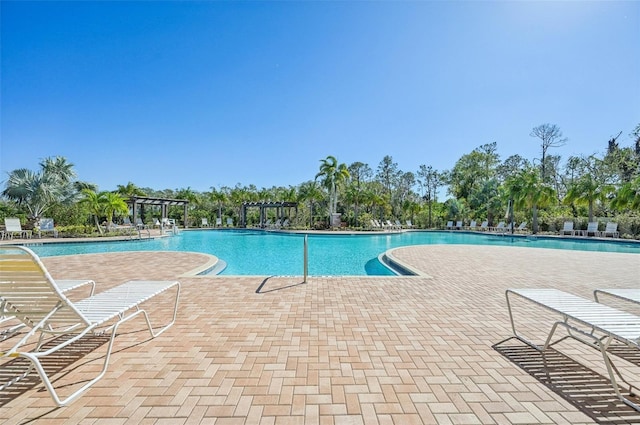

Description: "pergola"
127 196 190 227
241 201 298 228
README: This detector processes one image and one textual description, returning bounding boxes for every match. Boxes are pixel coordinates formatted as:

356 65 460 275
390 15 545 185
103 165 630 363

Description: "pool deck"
2 242 640 424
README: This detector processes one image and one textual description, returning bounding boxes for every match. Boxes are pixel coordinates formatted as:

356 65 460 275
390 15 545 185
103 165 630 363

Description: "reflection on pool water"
25 230 640 276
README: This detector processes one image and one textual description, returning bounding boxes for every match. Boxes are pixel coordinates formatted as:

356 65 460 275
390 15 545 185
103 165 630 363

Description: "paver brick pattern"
1 244 639 424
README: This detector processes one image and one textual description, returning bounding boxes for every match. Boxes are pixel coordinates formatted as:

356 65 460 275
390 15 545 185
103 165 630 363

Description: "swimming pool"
24 230 640 276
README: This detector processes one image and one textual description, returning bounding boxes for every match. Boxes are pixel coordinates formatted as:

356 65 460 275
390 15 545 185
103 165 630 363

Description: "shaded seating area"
0 246 181 406
127 196 190 230
241 201 298 228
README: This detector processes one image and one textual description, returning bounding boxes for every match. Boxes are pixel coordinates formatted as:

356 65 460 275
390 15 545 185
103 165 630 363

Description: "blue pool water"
25 230 640 276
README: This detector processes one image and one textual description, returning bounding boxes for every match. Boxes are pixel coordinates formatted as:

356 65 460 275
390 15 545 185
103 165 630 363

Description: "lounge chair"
201 218 210 227
478 220 489 231
594 288 640 307
601 222 619 238
386 220 400 229
226 217 234 227
504 288 640 411
135 218 148 229
37 218 58 238
446 221 454 230
515 222 527 233
4 218 32 239
395 219 403 229
455 220 463 230
215 217 222 227
489 221 506 232
405 220 414 228
466 220 477 230
1 276 96 340
0 246 180 406
559 221 575 236
584 221 599 237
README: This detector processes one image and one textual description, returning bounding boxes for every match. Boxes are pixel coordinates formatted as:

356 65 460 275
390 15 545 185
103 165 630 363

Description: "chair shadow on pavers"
494 338 640 424
0 334 110 407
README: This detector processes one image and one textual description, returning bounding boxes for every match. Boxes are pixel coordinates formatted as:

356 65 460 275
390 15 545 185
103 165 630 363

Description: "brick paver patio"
1 242 640 424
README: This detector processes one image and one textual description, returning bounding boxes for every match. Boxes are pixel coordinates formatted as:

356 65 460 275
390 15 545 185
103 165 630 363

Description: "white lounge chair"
584 221 599 237
559 221 575 236
226 217 234 227
594 288 640 307
455 220 463 230
37 218 58 238
2 276 96 340
602 222 619 238
504 288 640 411
446 221 454 230
479 220 489 231
466 220 477 230
4 218 32 239
201 218 210 227
215 217 222 227
515 222 527 233
405 220 414 228
0 246 180 406
490 221 506 232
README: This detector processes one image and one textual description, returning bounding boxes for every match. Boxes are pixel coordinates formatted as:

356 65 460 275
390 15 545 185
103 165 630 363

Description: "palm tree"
506 168 556 234
79 189 106 234
315 156 350 218
209 188 227 223
116 182 147 197
298 181 323 228
3 168 63 220
564 174 613 223
612 175 640 212
102 192 129 228
40 156 77 184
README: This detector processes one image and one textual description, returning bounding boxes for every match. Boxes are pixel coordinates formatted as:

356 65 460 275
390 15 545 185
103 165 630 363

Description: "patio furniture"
490 222 506 232
2 277 96 340
515 222 528 233
505 288 640 411
0 246 181 406
37 218 58 238
601 222 619 238
201 218 210 227
594 288 640 307
4 218 32 239
584 221 600 237
559 221 575 236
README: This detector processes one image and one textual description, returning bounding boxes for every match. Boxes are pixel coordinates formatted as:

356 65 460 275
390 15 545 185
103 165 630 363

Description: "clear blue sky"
2 1 639 193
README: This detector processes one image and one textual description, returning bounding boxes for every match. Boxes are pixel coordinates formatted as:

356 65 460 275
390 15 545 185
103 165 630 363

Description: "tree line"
2 122 640 238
